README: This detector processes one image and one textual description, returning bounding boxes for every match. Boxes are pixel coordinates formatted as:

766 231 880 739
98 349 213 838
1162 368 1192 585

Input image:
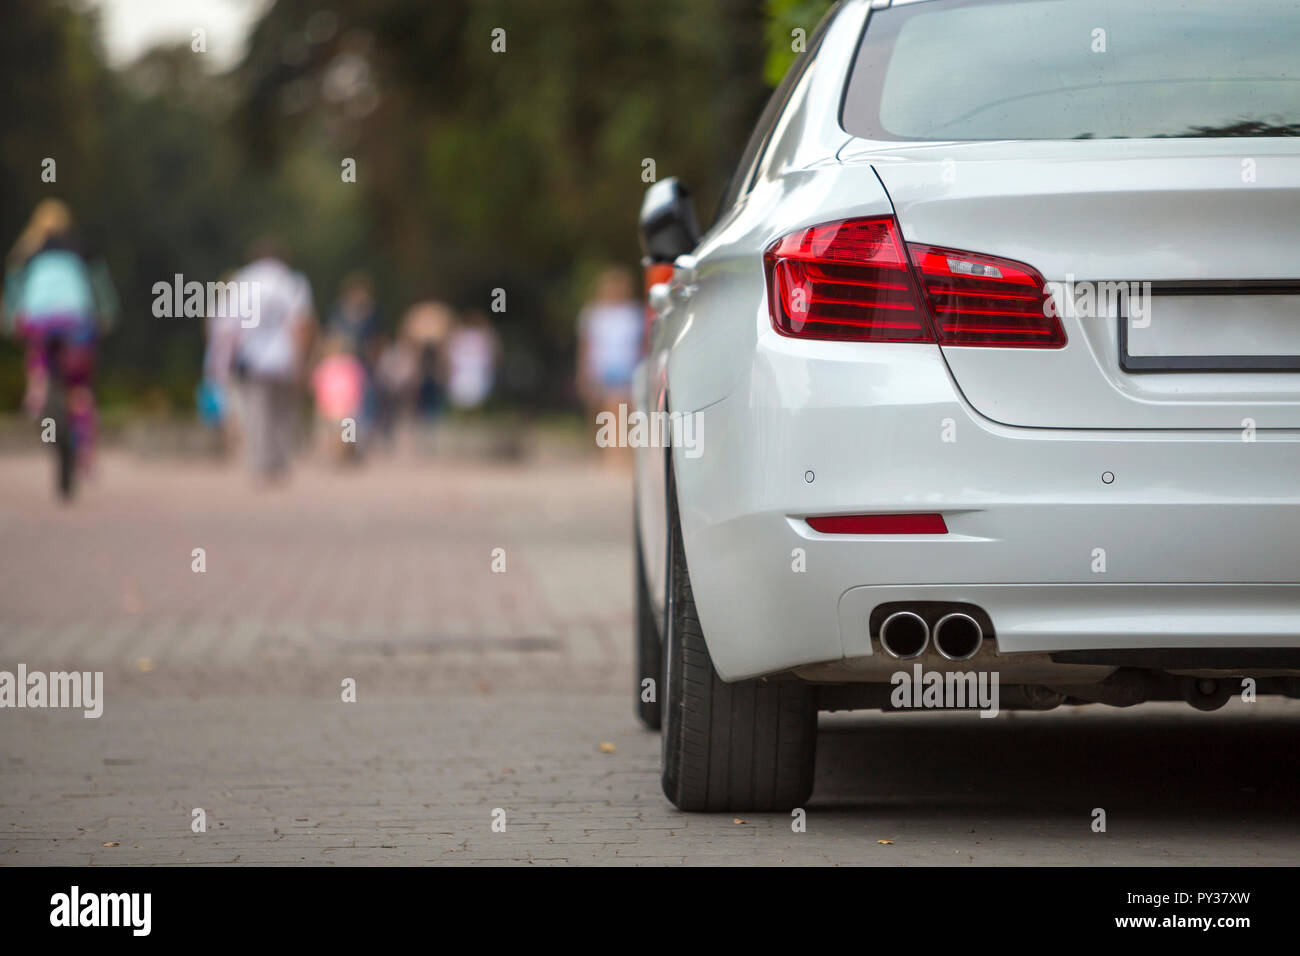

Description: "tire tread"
661 475 816 812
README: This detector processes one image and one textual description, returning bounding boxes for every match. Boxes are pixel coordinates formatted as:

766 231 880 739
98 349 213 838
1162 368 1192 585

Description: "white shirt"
580 302 642 382
233 258 314 380
446 327 496 408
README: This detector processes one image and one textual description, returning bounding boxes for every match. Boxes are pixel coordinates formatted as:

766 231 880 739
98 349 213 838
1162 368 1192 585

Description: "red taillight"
764 217 930 342
907 243 1065 348
764 216 1065 348
806 513 948 535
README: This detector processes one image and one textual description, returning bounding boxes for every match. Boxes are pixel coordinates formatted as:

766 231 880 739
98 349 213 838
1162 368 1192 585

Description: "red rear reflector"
806 513 948 535
765 217 931 342
906 243 1065 348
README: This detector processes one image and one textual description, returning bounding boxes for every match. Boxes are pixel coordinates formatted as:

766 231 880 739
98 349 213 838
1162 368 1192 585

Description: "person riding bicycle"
2 200 117 475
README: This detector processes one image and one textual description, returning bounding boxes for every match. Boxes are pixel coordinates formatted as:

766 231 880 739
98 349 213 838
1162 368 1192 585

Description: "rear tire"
634 509 662 729
660 467 817 812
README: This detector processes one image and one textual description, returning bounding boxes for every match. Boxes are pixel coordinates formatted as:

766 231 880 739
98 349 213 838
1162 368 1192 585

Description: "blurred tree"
763 0 836 86
2 0 820 414
234 0 771 407
0 0 112 407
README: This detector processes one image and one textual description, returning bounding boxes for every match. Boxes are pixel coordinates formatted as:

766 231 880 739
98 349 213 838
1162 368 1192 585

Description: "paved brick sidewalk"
1 452 1297 865
0 452 629 692
6 693 1296 866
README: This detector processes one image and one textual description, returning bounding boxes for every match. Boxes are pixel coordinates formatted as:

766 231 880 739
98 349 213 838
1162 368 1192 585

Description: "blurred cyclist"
2 199 117 473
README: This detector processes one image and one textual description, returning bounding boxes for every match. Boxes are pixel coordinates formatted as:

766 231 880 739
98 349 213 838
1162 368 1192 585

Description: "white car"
632 0 1300 812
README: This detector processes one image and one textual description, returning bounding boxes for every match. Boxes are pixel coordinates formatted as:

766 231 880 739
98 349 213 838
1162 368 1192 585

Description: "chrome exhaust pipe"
933 612 983 662
879 611 929 660
1181 677 1233 712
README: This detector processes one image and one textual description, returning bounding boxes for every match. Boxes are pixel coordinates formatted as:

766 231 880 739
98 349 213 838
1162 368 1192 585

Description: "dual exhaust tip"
879 610 984 662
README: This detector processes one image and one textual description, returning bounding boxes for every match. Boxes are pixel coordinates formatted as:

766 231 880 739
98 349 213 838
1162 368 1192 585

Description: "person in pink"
311 335 366 462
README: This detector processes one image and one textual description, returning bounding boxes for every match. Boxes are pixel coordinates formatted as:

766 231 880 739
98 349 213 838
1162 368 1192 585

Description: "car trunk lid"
848 138 1300 429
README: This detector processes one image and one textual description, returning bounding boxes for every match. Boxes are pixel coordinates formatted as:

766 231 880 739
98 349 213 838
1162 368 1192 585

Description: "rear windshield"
842 0 1300 140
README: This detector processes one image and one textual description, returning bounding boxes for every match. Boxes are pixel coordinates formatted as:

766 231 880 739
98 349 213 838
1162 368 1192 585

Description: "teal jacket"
3 248 118 333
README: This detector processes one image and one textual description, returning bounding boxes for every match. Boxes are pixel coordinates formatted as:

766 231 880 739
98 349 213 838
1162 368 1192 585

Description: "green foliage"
0 0 781 412
227 0 776 406
763 0 835 86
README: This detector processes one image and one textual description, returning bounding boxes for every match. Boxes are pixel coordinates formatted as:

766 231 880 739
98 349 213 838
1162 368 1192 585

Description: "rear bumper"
673 336 1300 681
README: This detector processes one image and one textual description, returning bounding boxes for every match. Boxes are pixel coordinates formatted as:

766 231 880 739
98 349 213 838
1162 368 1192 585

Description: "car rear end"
675 0 1300 705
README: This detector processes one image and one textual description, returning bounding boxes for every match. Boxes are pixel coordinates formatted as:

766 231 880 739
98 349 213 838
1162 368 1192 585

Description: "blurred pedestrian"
198 269 241 454
2 199 117 474
326 271 379 356
311 334 366 464
400 300 454 420
445 310 500 411
372 330 420 450
231 238 316 482
576 266 641 461
327 271 382 441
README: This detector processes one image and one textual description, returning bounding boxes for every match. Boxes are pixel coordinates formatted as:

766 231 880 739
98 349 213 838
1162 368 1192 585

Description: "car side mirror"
638 177 700 264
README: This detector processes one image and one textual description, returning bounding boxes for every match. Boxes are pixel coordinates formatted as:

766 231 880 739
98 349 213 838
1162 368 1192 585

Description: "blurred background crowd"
0 0 832 482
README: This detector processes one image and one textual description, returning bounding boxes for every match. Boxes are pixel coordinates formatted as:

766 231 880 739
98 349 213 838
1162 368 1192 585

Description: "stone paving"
1 451 1296 865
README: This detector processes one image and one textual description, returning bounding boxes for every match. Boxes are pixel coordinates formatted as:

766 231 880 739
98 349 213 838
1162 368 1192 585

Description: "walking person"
444 310 500 411
198 269 242 456
371 331 420 451
326 271 381 445
576 266 642 465
311 334 366 465
230 239 316 482
400 300 454 422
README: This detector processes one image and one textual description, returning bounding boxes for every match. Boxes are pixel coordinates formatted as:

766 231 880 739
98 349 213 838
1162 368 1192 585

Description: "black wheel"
57 430 75 500
660 465 817 812
48 410 75 501
634 508 662 729
44 341 76 502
